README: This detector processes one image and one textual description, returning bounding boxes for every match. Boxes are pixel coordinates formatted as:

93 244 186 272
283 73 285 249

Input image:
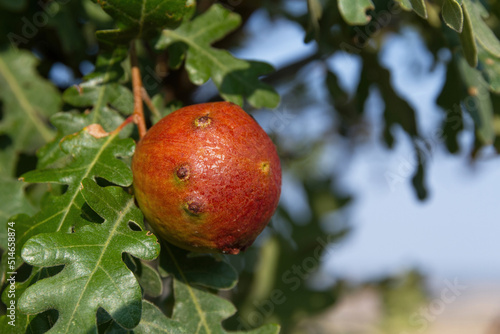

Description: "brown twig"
141 87 161 119
130 40 147 139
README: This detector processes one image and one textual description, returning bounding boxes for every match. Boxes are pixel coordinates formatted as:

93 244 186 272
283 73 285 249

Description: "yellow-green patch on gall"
194 114 211 128
260 161 271 175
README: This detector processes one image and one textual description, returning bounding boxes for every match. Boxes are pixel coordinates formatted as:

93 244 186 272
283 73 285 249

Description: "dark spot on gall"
194 114 211 128
176 164 190 180
183 198 204 217
188 202 202 214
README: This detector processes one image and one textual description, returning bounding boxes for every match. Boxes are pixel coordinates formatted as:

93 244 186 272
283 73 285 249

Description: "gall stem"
130 40 147 139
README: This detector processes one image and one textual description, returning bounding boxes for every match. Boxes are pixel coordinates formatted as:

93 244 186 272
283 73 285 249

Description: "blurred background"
1 0 500 333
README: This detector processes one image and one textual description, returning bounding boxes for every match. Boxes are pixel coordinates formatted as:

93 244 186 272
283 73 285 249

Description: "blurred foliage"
0 0 499 333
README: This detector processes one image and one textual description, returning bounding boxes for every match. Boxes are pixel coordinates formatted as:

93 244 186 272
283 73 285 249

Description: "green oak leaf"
0 48 59 153
92 0 193 45
442 0 463 32
338 0 374 25
0 179 36 268
160 243 238 290
0 266 60 333
0 178 36 229
10 127 134 272
462 0 500 58
130 256 163 298
395 0 412 11
36 111 95 169
479 47 500 93
134 301 186 334
99 300 187 333
62 48 133 133
173 279 280 334
394 0 428 18
458 56 495 144
18 179 160 333
460 1 478 67
163 243 279 334
307 0 323 38
0 143 16 178
0 214 32 277
156 4 279 109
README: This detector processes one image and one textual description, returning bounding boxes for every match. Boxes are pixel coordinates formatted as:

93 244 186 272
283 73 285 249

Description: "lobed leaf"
173 278 280 334
99 300 187 333
161 244 279 334
0 48 59 153
36 112 95 169
0 214 33 276
9 127 134 273
156 4 279 109
0 266 60 333
0 179 36 229
92 0 193 45
338 0 374 26
62 48 134 133
130 256 163 298
18 179 160 333
161 244 238 290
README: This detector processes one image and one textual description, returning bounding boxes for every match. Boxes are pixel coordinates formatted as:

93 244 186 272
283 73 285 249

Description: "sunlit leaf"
307 0 323 37
92 0 193 44
62 48 133 132
338 0 374 25
409 0 428 18
479 47 500 93
395 0 412 11
462 0 500 58
458 57 495 144
10 127 134 272
36 112 94 169
394 0 428 18
459 2 478 67
18 179 160 333
442 0 463 32
156 4 279 109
